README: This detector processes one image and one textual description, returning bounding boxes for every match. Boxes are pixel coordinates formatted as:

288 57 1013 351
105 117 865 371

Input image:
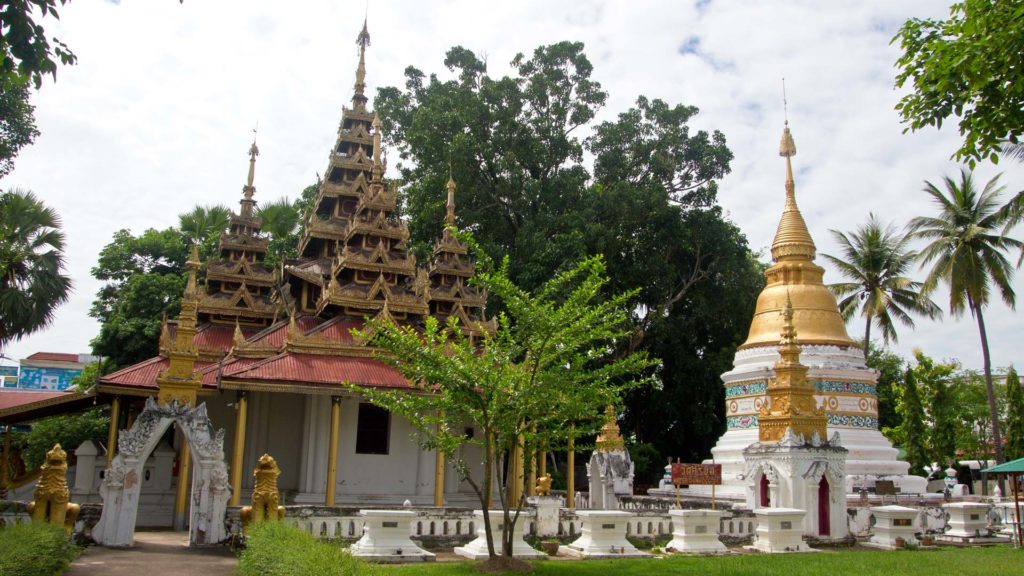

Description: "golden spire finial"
595 405 625 452
371 113 383 180
769 112 815 263
241 127 259 218
353 18 371 108
185 244 201 298
445 166 457 227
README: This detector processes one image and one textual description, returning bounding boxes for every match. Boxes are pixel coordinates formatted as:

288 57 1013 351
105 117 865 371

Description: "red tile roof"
308 316 364 343
225 352 410 389
200 357 261 385
101 356 215 389
25 352 80 363
0 390 69 411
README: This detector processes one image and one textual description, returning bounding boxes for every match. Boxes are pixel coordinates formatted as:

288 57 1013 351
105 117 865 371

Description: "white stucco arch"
92 398 231 547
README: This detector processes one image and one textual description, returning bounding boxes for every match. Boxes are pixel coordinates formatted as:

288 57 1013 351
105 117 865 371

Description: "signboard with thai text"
671 463 722 486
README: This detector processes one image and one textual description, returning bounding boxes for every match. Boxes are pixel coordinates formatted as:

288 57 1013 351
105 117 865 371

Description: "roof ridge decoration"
156 244 202 406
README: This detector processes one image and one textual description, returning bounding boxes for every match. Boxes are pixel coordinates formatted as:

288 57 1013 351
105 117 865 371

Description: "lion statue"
240 453 285 529
27 444 80 533
536 473 553 496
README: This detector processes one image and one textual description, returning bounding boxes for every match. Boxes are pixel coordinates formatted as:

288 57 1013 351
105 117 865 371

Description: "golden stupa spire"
241 130 259 219
739 109 856 351
353 17 371 109
595 405 625 451
371 113 383 181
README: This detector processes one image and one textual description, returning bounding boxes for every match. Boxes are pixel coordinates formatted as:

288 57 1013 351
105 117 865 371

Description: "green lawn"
381 546 1024 576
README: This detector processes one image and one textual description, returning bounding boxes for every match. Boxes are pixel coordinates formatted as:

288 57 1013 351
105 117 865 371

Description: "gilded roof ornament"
445 173 457 227
353 18 371 109
595 405 625 452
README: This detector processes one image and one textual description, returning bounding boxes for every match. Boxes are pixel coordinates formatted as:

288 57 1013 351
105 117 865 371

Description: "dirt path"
65 531 237 576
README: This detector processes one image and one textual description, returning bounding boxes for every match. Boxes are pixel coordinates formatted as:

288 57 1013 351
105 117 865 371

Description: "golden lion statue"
536 473 552 496
27 444 80 533
241 453 285 529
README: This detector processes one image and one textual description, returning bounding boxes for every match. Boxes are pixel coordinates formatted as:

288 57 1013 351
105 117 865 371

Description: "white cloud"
2 0 1020 372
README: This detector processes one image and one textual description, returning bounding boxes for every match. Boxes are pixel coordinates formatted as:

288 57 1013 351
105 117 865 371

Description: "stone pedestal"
72 440 99 495
995 501 1022 540
350 510 434 563
665 509 727 554
528 496 563 538
939 502 1000 542
864 505 918 550
559 510 647 558
750 508 815 553
454 510 543 560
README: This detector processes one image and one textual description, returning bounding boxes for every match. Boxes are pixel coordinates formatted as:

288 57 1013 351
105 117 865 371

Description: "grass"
381 546 1024 576
0 521 80 576
238 521 381 576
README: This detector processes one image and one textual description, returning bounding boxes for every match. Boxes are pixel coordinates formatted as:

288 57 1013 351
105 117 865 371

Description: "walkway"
65 531 237 576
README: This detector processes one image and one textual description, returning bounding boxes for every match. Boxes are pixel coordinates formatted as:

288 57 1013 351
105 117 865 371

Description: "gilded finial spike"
595 405 625 452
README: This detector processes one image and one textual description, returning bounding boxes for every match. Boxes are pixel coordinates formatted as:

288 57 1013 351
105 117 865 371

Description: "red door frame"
818 475 830 536
760 473 770 507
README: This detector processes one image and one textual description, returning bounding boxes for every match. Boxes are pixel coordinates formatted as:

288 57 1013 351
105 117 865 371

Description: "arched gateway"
92 398 231 547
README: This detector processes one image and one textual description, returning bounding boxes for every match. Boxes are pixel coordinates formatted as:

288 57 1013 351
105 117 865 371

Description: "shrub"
238 521 379 576
0 521 80 576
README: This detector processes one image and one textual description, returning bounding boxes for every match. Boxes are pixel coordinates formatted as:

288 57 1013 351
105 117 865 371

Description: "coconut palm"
178 204 230 247
823 214 941 348
0 189 72 348
909 169 1022 464
255 197 299 240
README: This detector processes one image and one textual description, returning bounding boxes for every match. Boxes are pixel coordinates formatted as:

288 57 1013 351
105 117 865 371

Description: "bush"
0 521 80 576
238 521 379 576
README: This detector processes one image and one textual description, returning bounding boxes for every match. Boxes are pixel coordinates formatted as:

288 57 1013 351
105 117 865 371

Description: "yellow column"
567 436 575 508
229 391 248 506
325 396 341 506
507 436 525 505
434 414 445 507
539 449 547 478
1 425 11 497
106 396 121 467
528 452 537 497
174 439 191 530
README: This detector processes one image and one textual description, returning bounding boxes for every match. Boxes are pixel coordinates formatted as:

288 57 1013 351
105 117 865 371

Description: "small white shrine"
559 510 647 558
586 406 634 510
349 510 434 563
864 505 919 549
666 509 727 554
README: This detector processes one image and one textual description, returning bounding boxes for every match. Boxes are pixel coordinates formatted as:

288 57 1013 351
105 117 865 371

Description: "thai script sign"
671 463 722 486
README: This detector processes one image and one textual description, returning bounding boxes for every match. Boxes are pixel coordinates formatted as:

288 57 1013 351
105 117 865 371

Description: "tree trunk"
863 314 872 354
974 304 1005 465
482 430 496 558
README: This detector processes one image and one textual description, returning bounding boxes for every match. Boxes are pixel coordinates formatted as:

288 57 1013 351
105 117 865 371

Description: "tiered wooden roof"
99 21 491 399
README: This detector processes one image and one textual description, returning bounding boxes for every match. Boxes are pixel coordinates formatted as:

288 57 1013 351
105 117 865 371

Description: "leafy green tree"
953 369 1003 463
909 169 1022 464
376 42 754 467
867 346 907 431
893 0 1024 165
0 79 39 177
20 407 108 469
1005 367 1024 460
89 227 187 368
912 350 958 468
823 213 941 347
353 252 653 559
0 189 71 351
889 367 929 476
0 1 77 90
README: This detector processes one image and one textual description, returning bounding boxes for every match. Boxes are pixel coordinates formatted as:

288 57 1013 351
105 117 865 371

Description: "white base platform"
559 511 648 559
453 510 543 560
349 510 435 563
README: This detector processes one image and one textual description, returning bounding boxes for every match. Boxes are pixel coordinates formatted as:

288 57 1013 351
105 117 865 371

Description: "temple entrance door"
759 473 770 507
817 475 830 536
92 398 231 547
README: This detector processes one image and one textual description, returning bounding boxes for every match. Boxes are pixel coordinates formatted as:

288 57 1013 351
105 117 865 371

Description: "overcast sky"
2 0 1021 372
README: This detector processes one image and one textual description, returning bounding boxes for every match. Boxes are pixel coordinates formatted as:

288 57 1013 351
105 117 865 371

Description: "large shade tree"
909 169 1022 464
823 213 941 348
0 189 71 351
375 42 758 466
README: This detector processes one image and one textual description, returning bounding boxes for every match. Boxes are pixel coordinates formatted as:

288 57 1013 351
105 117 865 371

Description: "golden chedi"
27 444 80 533
740 122 856 350
241 454 285 529
758 296 828 443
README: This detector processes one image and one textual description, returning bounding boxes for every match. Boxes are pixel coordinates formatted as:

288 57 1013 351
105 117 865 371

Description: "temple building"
95 21 496 529
691 120 924 501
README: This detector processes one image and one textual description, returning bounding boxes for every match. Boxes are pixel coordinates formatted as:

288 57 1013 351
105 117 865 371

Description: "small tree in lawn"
352 251 653 559
1005 367 1024 461
891 367 929 476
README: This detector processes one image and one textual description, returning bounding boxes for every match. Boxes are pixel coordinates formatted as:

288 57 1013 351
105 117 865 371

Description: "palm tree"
823 214 941 348
255 197 299 240
909 169 1022 464
0 189 72 349
178 204 230 247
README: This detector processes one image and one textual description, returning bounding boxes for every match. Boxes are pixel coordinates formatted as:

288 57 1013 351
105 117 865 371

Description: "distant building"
16 352 98 391
0 366 18 388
